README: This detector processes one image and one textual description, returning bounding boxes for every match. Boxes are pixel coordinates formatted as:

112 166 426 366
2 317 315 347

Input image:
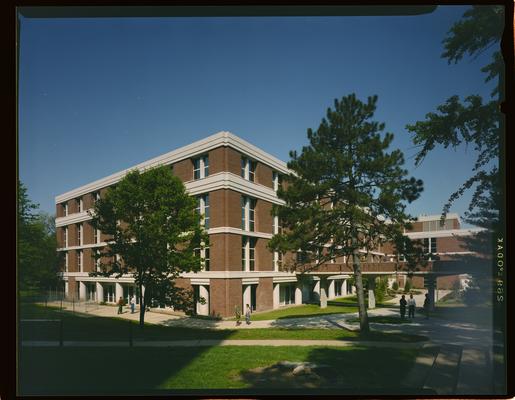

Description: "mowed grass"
244 303 358 321
19 303 427 342
19 345 420 394
347 315 415 324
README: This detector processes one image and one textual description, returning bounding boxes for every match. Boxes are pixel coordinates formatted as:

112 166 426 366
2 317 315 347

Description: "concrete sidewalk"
21 339 425 348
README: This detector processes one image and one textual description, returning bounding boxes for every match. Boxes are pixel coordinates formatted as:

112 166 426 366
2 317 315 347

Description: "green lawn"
19 345 422 394
19 303 427 342
243 302 358 321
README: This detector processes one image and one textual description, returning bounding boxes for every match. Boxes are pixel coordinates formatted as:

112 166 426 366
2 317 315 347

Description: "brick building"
55 131 483 317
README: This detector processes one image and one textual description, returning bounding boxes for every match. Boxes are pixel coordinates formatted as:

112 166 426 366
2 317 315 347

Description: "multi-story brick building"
55 131 483 317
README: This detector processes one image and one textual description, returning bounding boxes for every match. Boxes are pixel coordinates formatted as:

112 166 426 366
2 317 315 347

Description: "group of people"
116 296 137 315
399 293 431 319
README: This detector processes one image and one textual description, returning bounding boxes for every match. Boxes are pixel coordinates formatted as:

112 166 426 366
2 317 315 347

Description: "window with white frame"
241 157 256 182
63 203 68 216
241 196 256 231
63 227 68 248
423 238 437 257
77 250 83 272
76 197 83 213
94 249 101 271
273 251 283 271
193 155 209 180
242 236 256 271
77 224 83 246
195 246 210 271
93 191 100 204
93 224 100 244
272 171 282 192
196 194 210 229
272 215 282 235
64 252 68 272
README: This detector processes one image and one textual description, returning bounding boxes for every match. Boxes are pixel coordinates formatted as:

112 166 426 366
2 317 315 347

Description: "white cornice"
406 228 485 239
55 131 290 204
208 227 273 239
55 211 91 227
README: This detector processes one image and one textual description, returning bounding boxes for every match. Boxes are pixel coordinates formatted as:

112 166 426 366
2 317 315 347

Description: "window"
423 238 437 257
76 197 83 213
241 157 256 182
272 215 282 235
63 227 68 248
93 225 100 244
195 246 210 271
64 252 69 272
272 171 282 192
296 251 308 264
77 250 83 272
193 155 209 180
63 203 68 216
241 196 256 231
77 224 83 246
196 194 210 229
273 251 283 271
423 219 454 232
242 236 256 271
93 191 100 203
94 249 101 272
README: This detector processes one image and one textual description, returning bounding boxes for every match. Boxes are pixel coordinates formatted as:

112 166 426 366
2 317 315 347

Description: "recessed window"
64 252 69 272
242 236 256 271
423 238 437 258
273 251 283 271
241 196 256 232
241 157 256 182
195 246 210 271
63 227 68 248
196 194 210 229
76 197 83 213
76 224 83 246
93 191 100 203
272 171 282 192
63 203 68 216
193 155 209 180
77 250 83 272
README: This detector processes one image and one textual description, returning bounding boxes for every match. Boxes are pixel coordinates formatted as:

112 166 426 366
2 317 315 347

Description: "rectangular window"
196 194 210 229
93 226 99 244
273 251 283 271
93 191 100 204
241 196 256 232
64 227 68 248
94 249 101 272
64 252 68 272
77 197 83 213
241 157 256 182
193 155 209 180
63 203 68 216
77 224 83 246
77 250 83 272
424 238 437 255
195 247 210 271
204 247 210 271
242 236 256 271
296 251 307 264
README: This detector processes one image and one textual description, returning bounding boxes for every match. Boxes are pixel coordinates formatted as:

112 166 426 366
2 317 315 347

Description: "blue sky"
18 6 499 227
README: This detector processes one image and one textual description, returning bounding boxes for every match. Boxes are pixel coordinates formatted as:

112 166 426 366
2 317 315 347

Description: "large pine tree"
270 94 423 333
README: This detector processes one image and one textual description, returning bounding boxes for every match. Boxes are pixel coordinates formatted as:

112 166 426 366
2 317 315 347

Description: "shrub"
374 277 389 303
392 281 399 291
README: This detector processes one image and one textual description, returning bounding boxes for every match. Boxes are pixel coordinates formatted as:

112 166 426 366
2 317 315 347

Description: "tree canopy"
270 93 424 332
89 166 208 326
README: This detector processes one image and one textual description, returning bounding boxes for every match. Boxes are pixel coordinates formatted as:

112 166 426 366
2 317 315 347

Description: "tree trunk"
138 282 145 328
353 250 370 333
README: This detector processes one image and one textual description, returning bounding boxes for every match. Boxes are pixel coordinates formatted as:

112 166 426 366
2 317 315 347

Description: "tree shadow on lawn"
239 346 436 395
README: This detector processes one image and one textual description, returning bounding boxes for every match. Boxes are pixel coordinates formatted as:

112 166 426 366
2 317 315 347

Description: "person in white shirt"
407 293 416 318
130 296 136 314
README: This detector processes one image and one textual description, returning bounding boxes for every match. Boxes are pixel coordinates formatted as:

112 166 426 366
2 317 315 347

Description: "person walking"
245 304 252 325
423 293 430 319
130 295 136 314
117 296 124 314
399 294 407 319
407 293 416 318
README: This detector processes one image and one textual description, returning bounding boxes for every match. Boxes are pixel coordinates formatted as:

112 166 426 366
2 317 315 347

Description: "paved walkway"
22 339 424 348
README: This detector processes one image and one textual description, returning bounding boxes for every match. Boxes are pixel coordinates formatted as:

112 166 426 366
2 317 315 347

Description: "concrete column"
115 282 123 302
64 282 69 298
342 279 347 296
426 275 436 311
328 280 335 299
368 276 376 309
78 282 86 300
243 285 251 310
313 280 320 301
295 283 302 305
273 283 280 309
96 282 104 304
198 285 210 316
319 277 328 308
